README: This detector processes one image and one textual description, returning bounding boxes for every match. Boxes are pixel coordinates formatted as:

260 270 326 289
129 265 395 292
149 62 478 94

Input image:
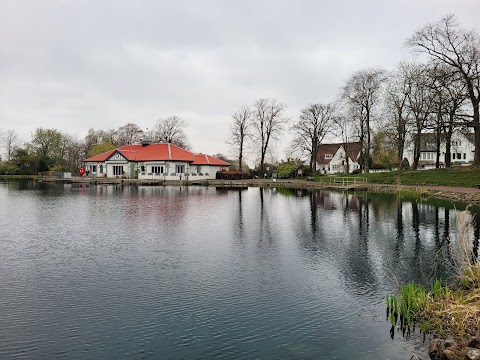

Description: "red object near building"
79 167 85 175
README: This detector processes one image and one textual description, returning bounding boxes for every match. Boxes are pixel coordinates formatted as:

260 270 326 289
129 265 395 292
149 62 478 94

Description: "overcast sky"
1 0 479 161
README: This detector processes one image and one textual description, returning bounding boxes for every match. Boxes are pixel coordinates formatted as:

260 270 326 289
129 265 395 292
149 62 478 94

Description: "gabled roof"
316 142 361 165
85 150 116 162
192 154 230 166
413 131 475 151
84 143 230 166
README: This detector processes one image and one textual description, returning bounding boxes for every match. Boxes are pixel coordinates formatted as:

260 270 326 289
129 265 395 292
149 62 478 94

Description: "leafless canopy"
1 129 19 161
227 105 252 171
406 14 480 164
291 103 334 172
342 67 387 172
153 116 190 150
251 98 288 171
116 123 144 146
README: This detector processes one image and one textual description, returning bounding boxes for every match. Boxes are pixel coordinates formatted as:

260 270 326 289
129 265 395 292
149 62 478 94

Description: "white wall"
404 132 475 169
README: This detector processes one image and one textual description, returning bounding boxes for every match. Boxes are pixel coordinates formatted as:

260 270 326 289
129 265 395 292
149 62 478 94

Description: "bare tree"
331 107 356 174
252 98 288 171
428 63 469 167
116 123 144 146
342 68 387 172
401 62 436 169
407 14 480 164
384 70 411 166
153 116 190 149
1 129 19 161
227 106 252 171
291 103 334 173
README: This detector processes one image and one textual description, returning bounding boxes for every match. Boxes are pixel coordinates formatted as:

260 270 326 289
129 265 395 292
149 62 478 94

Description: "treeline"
0 117 190 174
2 15 479 176
228 15 480 173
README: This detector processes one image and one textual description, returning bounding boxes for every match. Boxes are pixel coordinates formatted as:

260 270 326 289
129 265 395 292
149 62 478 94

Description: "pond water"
0 181 479 359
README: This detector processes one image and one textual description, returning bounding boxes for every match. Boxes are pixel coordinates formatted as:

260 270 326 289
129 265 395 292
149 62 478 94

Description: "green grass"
315 167 480 188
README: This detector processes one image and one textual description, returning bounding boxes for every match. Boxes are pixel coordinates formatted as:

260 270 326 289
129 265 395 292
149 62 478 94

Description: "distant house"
316 142 362 174
404 132 475 169
83 142 230 180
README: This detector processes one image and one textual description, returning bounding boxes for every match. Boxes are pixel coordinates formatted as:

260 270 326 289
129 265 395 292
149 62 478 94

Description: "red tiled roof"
85 150 115 162
316 142 361 165
85 143 230 165
192 154 230 166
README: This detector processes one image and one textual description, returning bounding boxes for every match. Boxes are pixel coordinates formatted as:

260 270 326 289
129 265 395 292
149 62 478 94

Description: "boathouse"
84 142 230 180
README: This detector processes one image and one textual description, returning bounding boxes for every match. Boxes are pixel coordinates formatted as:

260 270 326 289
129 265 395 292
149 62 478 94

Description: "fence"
323 176 368 187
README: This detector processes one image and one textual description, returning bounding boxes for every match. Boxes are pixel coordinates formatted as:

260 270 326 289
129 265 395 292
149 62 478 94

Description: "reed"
387 209 480 341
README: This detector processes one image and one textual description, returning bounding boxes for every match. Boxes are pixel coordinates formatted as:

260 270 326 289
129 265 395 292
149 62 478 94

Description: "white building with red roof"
84 142 230 180
316 142 362 174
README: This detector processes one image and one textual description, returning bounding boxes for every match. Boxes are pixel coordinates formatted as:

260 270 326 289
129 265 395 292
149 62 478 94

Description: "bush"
216 170 250 180
0 163 18 175
276 162 296 179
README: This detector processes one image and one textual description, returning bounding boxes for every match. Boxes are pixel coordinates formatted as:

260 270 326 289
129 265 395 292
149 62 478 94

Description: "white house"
404 132 475 169
84 142 230 180
316 142 362 174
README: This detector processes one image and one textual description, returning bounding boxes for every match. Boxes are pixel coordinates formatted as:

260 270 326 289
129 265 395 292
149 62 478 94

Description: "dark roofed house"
316 142 362 174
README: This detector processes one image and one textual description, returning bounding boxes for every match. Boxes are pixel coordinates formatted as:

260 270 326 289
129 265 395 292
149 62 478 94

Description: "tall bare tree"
407 14 480 164
227 106 252 171
401 62 436 169
384 70 411 166
291 103 334 173
153 116 190 149
252 98 288 171
331 107 356 174
428 63 469 167
342 68 387 172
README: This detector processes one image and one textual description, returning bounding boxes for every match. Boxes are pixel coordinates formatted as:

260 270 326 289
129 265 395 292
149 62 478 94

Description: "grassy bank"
315 167 480 188
360 167 480 187
388 210 480 346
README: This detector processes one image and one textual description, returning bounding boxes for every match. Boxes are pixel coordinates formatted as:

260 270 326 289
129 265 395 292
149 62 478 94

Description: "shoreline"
3 175 480 206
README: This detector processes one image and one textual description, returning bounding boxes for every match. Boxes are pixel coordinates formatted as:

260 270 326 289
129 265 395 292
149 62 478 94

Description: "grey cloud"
0 0 479 158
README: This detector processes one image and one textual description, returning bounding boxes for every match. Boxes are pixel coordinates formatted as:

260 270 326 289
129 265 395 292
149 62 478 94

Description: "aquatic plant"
387 209 480 341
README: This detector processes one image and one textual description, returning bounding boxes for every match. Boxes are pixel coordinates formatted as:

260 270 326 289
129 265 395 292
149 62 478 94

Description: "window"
113 166 123 176
176 165 185 173
152 166 164 174
325 154 333 159
91 165 97 173
421 152 434 160
196 165 202 173
464 153 466 160
457 153 461 160
99 165 103 173
452 153 456 159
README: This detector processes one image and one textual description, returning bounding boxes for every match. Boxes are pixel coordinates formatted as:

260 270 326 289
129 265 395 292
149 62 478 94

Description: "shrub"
0 163 18 175
276 162 296 179
216 170 249 180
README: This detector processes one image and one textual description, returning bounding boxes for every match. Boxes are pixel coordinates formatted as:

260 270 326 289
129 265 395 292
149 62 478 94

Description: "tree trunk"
239 141 243 171
397 121 405 167
359 124 365 173
365 109 371 173
474 100 480 165
435 133 441 168
445 134 452 167
311 141 317 173
413 132 421 170
344 142 350 174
